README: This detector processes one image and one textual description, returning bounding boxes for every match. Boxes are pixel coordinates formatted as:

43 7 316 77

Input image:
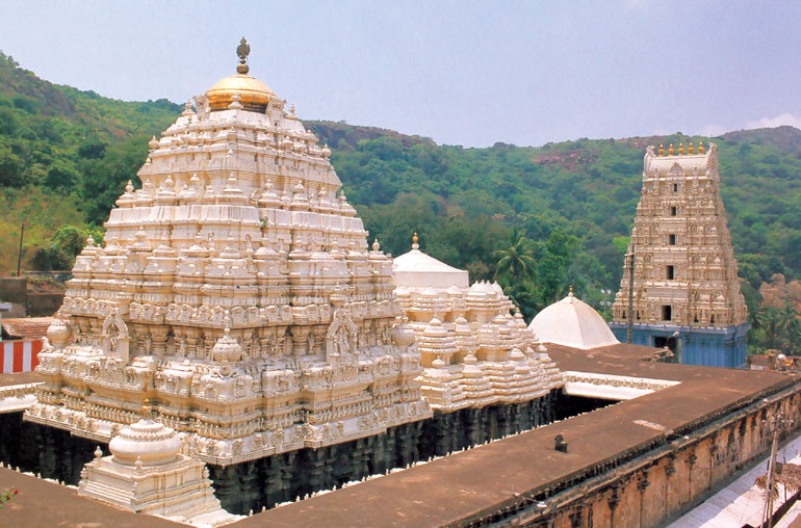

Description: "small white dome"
109 416 182 466
528 291 619 350
393 247 469 289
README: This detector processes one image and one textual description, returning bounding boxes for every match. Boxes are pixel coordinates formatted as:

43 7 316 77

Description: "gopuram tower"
610 142 749 368
27 39 431 466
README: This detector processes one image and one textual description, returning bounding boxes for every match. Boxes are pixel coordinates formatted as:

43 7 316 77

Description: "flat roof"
0 467 182 528
239 344 796 527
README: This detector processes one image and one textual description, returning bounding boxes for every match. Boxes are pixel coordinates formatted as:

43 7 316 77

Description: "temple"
26 38 431 466
609 142 750 367
392 234 562 412
5 40 792 528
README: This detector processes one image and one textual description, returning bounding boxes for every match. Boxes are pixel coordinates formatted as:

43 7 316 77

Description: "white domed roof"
392 239 469 289
528 291 619 350
109 415 182 466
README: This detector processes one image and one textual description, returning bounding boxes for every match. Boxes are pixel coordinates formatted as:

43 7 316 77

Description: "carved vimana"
27 38 431 465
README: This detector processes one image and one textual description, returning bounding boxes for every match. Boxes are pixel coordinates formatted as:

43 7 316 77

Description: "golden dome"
206 74 275 112
206 37 275 112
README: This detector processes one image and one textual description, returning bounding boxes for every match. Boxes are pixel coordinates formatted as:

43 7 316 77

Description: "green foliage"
307 122 801 324
30 224 104 271
0 50 179 269
494 228 536 285
750 302 801 356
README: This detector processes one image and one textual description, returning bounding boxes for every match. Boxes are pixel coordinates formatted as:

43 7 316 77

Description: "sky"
1 1 800 148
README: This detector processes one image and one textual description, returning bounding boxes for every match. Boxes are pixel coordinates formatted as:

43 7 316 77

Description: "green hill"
0 51 180 271
307 122 801 300
2 52 801 349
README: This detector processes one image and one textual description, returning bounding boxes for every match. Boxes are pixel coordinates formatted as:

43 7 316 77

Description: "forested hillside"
2 51 801 353
307 121 801 298
0 51 180 271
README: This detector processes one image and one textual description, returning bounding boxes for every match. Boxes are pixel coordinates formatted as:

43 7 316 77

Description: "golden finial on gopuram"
237 37 251 74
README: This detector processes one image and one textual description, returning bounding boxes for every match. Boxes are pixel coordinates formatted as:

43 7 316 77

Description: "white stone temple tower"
27 38 431 465
609 142 749 367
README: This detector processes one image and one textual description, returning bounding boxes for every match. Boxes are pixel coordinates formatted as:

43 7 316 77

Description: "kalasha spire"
236 37 251 74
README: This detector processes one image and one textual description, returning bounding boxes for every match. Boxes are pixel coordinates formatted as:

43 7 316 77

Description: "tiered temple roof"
392 237 562 412
26 39 431 465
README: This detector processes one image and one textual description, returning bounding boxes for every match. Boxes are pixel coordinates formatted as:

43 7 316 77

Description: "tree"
494 227 536 286
494 228 539 317
535 229 579 305
778 302 801 355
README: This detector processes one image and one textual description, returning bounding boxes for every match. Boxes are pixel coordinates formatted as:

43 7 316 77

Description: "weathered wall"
521 387 801 528
0 278 27 317
27 293 63 317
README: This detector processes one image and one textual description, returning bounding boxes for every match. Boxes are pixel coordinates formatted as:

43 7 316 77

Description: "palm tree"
493 227 536 287
758 307 782 351
777 302 801 354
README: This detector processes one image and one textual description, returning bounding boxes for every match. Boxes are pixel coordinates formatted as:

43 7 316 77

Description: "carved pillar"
464 408 482 447
239 460 261 513
264 455 287 508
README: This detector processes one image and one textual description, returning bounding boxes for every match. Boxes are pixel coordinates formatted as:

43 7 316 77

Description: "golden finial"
412 232 419 250
658 144 664 156
678 142 684 155
688 142 694 155
236 37 251 75
668 143 674 156
141 398 153 420
698 141 705 154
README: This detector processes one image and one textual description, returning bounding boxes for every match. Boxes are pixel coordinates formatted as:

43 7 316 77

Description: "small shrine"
78 403 238 526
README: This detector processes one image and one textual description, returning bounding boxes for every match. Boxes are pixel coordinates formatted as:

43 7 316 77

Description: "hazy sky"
1 1 799 147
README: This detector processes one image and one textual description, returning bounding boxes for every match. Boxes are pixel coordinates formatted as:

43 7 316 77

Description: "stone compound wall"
509 385 801 528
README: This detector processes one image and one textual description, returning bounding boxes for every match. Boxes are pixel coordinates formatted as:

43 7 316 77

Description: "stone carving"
27 41 431 466
613 143 747 328
392 240 563 412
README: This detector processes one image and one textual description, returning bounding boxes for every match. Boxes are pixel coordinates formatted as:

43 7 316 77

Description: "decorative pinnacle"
141 399 153 420
236 37 251 74
412 232 419 250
